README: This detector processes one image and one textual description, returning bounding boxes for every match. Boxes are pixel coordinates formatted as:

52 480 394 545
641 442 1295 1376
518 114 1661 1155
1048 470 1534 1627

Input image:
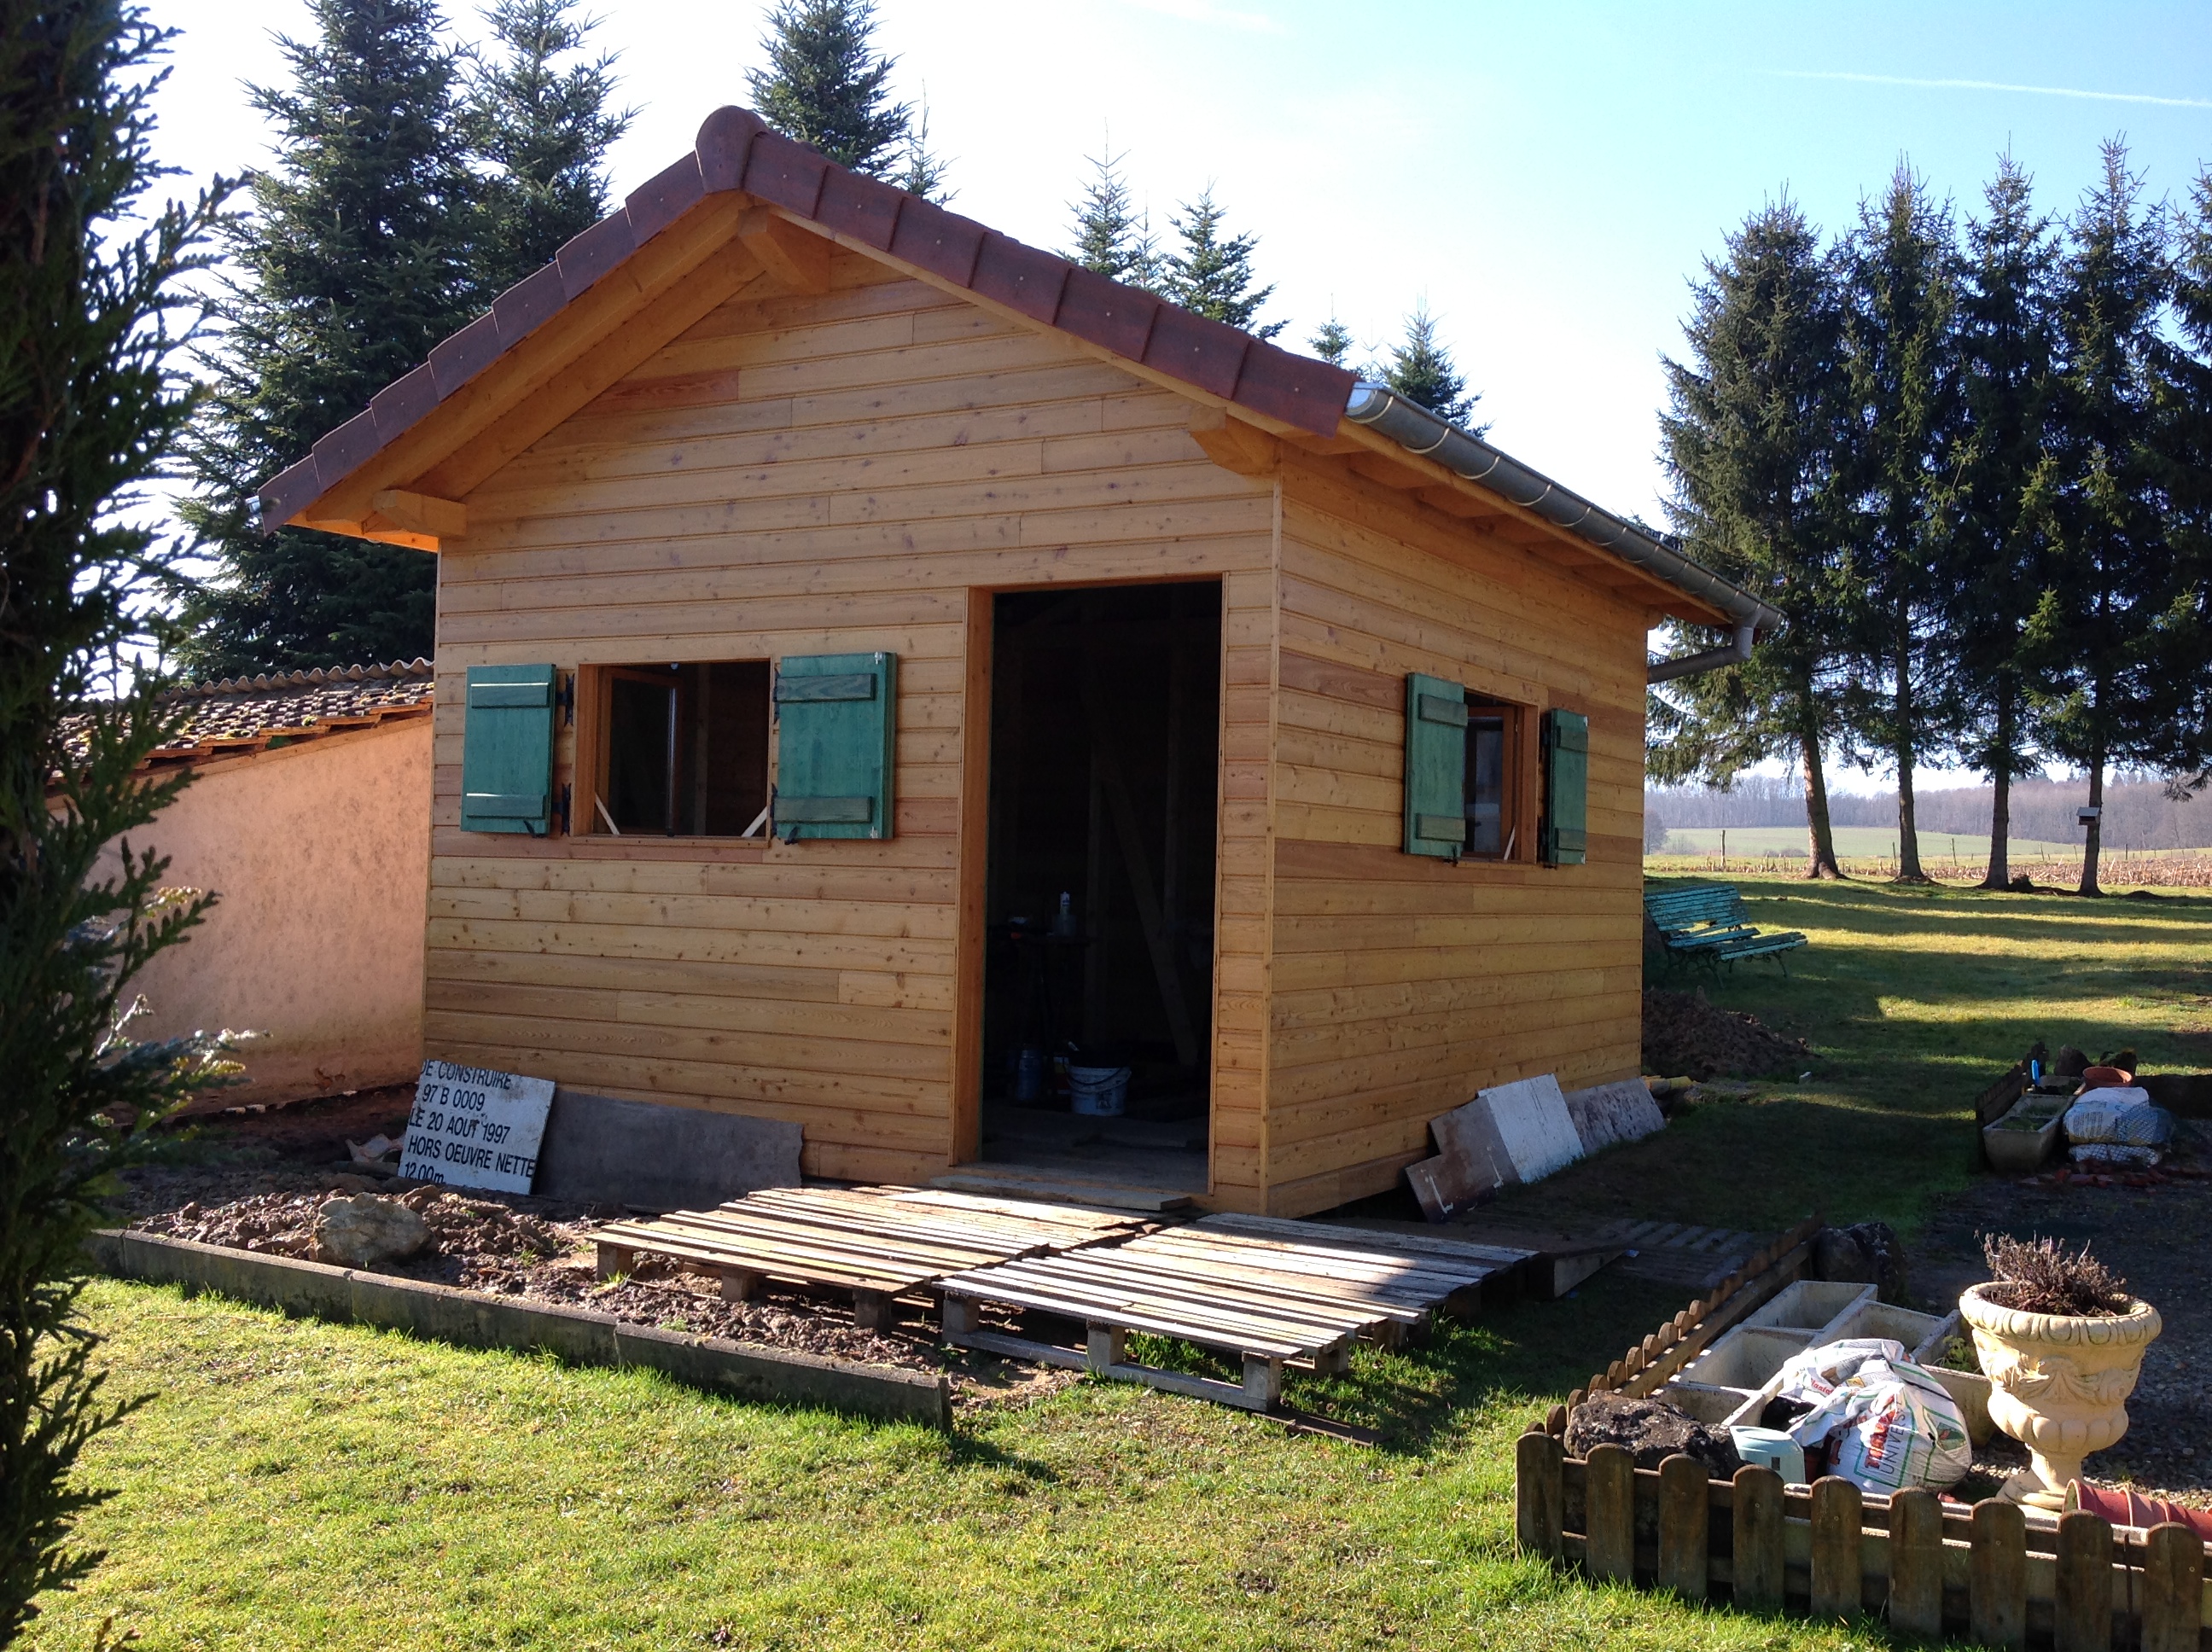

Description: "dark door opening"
978 582 1221 1190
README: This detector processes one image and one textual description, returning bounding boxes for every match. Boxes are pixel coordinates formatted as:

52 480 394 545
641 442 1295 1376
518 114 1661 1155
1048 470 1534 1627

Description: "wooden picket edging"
1516 1426 2211 1649
1538 1213 1823 1433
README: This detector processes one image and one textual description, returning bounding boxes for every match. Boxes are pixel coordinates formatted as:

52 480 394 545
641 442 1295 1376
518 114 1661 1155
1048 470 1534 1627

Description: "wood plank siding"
424 249 1650 1216
1257 462 1650 1214
426 252 1281 1196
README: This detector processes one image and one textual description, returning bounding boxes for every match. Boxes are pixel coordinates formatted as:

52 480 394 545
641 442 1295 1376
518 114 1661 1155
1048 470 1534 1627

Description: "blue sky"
149 1 2212 786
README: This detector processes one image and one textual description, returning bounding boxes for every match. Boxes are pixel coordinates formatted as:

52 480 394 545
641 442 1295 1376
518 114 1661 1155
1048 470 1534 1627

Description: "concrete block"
533 1090 802 1212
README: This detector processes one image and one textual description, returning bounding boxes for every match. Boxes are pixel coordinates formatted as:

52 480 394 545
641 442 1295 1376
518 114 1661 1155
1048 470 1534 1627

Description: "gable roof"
259 105 1772 634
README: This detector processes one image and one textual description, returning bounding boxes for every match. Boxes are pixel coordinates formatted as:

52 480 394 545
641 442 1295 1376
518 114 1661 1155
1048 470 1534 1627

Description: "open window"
584 661 771 837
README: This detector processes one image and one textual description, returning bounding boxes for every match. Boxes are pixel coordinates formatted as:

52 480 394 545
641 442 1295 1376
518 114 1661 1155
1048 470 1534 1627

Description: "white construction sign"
399 1061 555 1195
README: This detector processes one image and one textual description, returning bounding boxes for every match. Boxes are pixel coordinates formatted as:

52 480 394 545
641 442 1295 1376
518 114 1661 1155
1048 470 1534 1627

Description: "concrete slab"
533 1090 802 1212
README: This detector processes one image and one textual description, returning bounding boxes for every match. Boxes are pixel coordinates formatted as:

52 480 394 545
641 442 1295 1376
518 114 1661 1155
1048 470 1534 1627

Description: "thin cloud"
1769 69 2212 110
1123 0 1282 33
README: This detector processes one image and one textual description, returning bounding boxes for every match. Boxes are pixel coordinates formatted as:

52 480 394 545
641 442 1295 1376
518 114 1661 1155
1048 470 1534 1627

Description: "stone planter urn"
1959 1283 2162 1509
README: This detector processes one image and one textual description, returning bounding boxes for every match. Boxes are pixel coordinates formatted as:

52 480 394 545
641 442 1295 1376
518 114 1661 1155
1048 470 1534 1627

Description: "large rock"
1565 1393 1740 1479
312 1194 430 1269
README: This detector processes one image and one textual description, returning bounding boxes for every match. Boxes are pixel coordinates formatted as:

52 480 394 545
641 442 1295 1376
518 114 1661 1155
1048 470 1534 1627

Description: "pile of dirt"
137 1186 573 1289
1642 987 1811 1080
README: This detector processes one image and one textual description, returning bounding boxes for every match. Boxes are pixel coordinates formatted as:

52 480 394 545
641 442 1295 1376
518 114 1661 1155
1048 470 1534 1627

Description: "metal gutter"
1342 383 1784 682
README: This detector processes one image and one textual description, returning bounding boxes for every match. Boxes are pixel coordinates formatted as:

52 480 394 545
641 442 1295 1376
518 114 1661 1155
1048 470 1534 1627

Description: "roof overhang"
259 105 1775 637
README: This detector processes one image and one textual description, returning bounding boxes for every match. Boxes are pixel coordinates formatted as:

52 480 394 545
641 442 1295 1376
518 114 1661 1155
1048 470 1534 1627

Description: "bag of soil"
1773 1338 1972 1494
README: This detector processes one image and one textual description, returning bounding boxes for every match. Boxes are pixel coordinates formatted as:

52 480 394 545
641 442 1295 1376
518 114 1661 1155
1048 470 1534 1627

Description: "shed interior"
977 582 1222 1191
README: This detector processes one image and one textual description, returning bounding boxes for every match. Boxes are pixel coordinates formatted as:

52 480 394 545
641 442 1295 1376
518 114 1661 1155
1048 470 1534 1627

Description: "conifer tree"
468 0 631 296
2023 142 2185 896
1380 305 1481 430
1309 315 1353 367
2151 167 2212 789
1161 186 1283 337
1066 140 1155 289
747 0 910 175
1837 164 1963 883
1950 155 2060 887
1 3 236 1632
179 0 477 675
1656 200 1857 876
889 92 952 204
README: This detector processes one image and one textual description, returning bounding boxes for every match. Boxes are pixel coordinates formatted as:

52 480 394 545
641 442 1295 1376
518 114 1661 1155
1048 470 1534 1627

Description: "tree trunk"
2078 754 2105 898
1979 677 2015 890
1801 719 1846 879
1893 609 1927 881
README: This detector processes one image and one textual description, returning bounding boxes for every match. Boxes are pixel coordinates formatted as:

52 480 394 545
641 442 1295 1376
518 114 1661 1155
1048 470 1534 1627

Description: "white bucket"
1068 1065 1132 1117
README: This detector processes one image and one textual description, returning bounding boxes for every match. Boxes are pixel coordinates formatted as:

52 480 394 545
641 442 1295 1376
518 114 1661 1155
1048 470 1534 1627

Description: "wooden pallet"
936 1213 1532 1411
591 1185 1149 1329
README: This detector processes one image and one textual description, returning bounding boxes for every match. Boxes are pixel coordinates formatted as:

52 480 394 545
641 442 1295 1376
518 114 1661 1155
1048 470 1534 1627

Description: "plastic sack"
1773 1338 1973 1494
2070 1143 2162 1168
2064 1095 2172 1148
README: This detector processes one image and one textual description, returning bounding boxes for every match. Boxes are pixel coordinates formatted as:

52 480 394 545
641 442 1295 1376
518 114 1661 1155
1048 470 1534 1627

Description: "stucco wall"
124 717 431 1103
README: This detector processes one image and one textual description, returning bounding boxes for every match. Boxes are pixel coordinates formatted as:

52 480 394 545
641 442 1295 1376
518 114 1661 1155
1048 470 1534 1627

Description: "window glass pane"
1465 713 1505 855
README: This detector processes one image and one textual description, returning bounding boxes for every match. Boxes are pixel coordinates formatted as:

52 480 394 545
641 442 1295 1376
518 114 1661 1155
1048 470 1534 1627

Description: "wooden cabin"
262 107 1775 1216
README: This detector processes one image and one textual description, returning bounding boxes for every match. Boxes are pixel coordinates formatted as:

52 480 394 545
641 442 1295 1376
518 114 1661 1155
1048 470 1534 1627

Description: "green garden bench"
1644 882 1807 976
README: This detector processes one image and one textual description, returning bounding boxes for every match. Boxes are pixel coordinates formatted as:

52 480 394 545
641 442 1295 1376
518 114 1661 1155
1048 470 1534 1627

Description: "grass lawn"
26 880 2212 1650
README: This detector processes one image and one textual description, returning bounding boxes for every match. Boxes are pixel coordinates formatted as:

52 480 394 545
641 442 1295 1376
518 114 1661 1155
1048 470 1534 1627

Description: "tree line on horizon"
1656 149 2212 897
178 0 1488 680
1646 772 2212 856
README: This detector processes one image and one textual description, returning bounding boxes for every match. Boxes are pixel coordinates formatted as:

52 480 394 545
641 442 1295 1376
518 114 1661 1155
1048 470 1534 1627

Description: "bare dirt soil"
114 1089 1074 1411
1642 987 1813 1080
1916 1119 2212 1508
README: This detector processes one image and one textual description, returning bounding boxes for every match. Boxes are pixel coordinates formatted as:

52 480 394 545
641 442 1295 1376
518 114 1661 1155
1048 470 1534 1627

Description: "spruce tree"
1066 140 1155 289
1837 164 1963 883
1161 186 1283 337
1 3 236 1632
468 0 631 296
888 92 952 204
1309 315 1353 367
1950 155 2060 887
2023 142 2185 895
747 0 910 175
1380 305 1481 429
2151 166 2212 789
1656 200 1858 876
179 0 478 676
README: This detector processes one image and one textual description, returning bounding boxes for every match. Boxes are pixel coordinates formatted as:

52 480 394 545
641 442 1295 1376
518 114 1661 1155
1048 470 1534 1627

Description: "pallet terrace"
937 1213 1530 1411
591 1185 1146 1329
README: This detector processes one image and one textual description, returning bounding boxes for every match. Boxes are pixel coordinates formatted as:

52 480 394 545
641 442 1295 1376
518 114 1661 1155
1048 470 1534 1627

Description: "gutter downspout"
1340 383 1781 683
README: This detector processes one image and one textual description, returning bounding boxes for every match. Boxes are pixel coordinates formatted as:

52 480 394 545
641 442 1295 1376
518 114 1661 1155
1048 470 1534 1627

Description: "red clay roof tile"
492 263 568 349
624 152 707 243
1143 305 1251 400
309 409 384 486
971 232 1069 323
556 210 637 300
888 196 986 286
814 166 905 250
741 131 830 215
695 106 767 190
1231 347 1356 438
1056 265 1161 361
370 364 440 443
428 312 505 400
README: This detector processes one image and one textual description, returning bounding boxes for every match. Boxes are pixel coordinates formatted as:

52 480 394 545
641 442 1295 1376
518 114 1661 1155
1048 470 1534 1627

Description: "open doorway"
977 582 1221 1191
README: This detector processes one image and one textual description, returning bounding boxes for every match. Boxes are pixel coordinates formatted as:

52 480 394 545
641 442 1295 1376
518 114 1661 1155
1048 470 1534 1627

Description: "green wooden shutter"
1542 707 1589 865
773 652 896 841
461 664 557 834
1404 672 1469 858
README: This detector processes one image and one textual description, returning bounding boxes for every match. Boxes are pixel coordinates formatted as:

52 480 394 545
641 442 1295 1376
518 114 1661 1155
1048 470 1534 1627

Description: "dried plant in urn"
1959 1235 2160 1509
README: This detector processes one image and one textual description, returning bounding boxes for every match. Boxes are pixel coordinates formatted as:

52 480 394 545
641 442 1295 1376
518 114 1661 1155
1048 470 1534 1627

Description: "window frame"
574 659 775 840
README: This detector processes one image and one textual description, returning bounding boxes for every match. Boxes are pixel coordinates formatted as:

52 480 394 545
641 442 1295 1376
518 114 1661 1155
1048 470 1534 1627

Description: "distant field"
1658 824 2078 858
